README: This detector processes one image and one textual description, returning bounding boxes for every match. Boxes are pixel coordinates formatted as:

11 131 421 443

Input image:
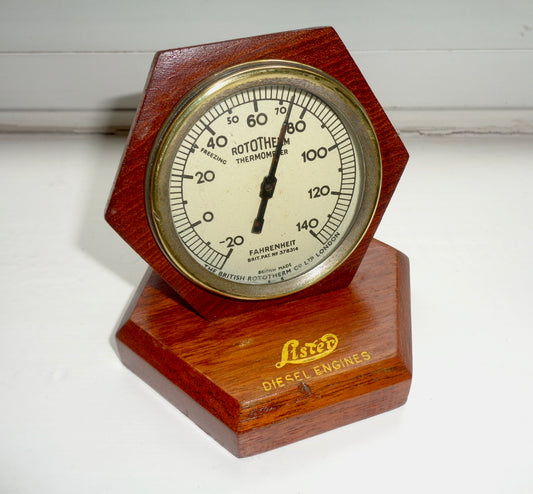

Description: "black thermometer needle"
251 95 295 234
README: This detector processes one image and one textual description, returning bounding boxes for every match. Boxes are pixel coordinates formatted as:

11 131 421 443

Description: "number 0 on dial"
147 60 381 300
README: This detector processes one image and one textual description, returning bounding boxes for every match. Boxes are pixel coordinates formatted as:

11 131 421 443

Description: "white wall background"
1 0 532 133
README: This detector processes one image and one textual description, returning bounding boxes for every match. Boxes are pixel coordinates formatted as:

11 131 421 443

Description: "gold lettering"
305 342 316 355
289 342 299 361
263 350 372 392
276 339 300 369
275 333 338 368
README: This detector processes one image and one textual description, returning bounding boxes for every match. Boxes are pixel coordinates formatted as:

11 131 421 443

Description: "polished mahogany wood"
105 27 409 320
115 239 412 457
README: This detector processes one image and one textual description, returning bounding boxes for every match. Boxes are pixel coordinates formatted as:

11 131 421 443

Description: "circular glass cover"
148 60 381 299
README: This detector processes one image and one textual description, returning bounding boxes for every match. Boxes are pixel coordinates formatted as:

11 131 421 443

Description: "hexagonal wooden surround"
105 27 409 320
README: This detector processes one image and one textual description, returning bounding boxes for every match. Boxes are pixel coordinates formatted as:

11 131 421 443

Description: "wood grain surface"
105 27 409 319
116 239 412 457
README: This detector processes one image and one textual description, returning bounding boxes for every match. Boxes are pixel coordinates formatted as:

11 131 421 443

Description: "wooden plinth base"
115 239 412 457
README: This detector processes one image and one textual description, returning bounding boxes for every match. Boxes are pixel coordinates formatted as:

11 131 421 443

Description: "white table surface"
1 132 532 493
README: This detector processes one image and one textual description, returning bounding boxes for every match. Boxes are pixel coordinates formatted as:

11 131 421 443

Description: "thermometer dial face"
148 61 381 300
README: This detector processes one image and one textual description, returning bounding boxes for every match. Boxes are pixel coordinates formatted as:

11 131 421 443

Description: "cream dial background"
169 84 362 286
